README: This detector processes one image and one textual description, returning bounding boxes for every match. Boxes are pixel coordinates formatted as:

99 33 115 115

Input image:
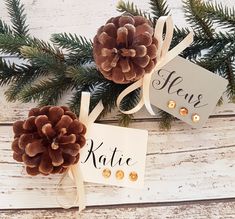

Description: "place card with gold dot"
79 123 148 188
149 56 228 128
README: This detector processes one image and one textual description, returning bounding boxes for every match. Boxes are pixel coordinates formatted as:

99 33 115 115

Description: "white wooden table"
0 0 235 218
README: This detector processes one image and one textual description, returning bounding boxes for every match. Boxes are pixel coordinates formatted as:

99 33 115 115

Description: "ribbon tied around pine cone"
57 92 103 212
116 16 194 115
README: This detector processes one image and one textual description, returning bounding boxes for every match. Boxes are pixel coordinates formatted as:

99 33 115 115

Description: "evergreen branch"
197 43 235 98
0 59 20 85
66 66 133 117
174 29 234 59
183 0 214 38
20 46 66 73
69 90 82 115
0 20 12 34
117 0 153 22
171 27 208 59
30 37 63 57
118 113 134 127
5 73 35 101
19 76 72 105
203 1 235 31
149 0 170 20
0 33 27 55
5 0 29 36
90 83 140 118
66 66 108 86
119 89 140 111
89 83 127 116
52 33 92 51
225 60 235 99
4 65 41 101
52 33 93 65
159 110 175 130
0 33 61 57
0 0 234 129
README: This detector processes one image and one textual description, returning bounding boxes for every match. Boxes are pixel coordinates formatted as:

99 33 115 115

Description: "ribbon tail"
116 78 144 114
56 166 85 211
70 165 86 212
88 101 104 125
79 92 91 125
86 101 104 137
142 73 156 115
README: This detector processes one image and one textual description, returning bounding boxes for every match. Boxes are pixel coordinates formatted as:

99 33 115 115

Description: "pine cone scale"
25 140 46 157
48 147 64 167
39 152 53 175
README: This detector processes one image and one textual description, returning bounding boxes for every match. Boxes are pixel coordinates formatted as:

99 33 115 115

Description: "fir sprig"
117 0 153 22
19 76 72 106
4 65 41 101
0 20 12 34
159 110 175 130
5 0 29 36
203 1 235 31
183 0 214 38
0 33 27 55
52 33 93 65
20 46 65 73
149 0 170 22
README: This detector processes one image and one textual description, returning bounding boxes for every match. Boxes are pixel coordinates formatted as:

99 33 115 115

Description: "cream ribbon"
57 92 104 212
116 16 194 115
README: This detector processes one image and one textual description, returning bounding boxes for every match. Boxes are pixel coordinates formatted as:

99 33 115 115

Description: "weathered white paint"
0 0 235 218
1 200 235 219
0 83 234 123
0 0 234 41
0 117 235 209
0 0 185 41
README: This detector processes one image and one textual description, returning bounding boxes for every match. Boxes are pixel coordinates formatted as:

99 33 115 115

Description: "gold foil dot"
192 113 200 123
129 171 138 182
102 168 111 178
179 107 188 116
167 100 176 109
116 170 124 180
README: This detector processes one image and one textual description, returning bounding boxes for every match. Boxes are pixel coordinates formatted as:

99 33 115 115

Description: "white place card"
79 123 148 188
149 56 228 128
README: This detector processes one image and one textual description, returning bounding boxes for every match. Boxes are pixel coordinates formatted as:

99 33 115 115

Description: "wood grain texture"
0 0 233 41
0 116 235 209
0 0 235 218
1 200 235 219
0 84 234 123
0 0 185 40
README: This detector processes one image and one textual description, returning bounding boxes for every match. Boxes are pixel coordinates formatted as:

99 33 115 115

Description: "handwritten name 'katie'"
152 69 208 108
81 139 137 169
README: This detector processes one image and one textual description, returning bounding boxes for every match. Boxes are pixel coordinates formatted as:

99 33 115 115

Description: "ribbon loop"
57 92 104 213
116 78 144 114
117 15 194 115
155 16 174 59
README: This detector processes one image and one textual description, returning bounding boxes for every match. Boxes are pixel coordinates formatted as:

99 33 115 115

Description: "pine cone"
12 106 86 176
93 15 158 84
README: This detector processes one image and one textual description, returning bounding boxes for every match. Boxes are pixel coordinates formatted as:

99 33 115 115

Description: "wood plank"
0 0 233 41
0 0 186 41
0 116 234 209
0 84 234 123
1 199 235 218
0 0 235 214
0 0 234 123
